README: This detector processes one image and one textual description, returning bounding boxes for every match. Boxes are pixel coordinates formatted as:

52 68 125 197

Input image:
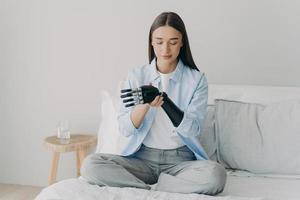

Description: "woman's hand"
127 89 163 129
148 95 164 107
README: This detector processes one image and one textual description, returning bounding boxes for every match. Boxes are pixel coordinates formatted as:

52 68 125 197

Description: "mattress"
220 170 300 200
35 170 300 200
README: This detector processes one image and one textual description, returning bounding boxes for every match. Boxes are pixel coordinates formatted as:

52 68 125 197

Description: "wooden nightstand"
44 134 97 185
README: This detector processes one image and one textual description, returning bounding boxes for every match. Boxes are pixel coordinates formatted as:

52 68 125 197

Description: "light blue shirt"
117 59 209 160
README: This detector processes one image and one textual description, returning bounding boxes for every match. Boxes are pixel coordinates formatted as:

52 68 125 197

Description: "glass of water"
57 120 71 144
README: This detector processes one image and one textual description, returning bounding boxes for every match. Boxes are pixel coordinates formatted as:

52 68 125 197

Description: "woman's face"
152 26 183 68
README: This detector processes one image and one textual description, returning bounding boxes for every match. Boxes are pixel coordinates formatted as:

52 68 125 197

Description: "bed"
35 84 300 200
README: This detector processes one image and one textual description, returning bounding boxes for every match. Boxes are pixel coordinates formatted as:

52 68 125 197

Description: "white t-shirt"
142 71 184 149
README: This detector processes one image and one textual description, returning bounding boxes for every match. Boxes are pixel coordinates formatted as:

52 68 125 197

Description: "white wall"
1 0 300 186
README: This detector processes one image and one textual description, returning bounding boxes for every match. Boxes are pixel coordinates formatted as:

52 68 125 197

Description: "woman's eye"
154 41 178 45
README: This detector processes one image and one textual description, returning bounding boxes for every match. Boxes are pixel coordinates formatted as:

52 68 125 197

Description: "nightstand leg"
48 152 60 185
76 148 87 176
76 150 80 176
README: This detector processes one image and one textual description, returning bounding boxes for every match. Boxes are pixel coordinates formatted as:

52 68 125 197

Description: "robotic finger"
121 88 144 107
123 98 134 103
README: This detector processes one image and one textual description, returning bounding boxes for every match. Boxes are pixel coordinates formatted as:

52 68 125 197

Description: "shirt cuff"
175 112 199 138
121 111 144 137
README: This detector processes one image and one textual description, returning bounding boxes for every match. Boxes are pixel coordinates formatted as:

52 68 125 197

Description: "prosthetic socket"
121 85 183 127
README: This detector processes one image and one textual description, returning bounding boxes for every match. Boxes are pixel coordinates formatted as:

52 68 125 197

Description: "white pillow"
96 91 132 155
95 91 119 154
215 99 300 175
208 84 300 105
199 105 217 161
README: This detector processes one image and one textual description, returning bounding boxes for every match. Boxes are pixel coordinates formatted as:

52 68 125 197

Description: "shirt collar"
149 58 184 84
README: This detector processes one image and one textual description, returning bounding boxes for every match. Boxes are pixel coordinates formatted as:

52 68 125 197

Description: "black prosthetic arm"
160 92 184 127
120 85 184 127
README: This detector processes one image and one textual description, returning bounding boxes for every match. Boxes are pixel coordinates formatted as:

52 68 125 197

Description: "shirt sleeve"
175 74 208 138
117 72 145 137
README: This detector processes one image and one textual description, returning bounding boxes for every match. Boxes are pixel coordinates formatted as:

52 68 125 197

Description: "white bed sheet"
35 172 300 200
220 171 300 200
35 178 261 200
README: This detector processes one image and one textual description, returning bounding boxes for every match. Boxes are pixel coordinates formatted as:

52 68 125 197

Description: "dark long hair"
148 12 199 71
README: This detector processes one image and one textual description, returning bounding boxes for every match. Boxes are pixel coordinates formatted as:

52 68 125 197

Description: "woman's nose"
162 43 170 53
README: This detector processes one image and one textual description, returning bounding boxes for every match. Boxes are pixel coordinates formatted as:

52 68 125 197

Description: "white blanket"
35 178 263 200
36 171 300 200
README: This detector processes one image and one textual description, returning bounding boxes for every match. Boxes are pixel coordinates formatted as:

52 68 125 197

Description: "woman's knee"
208 161 227 193
80 153 112 180
189 160 227 195
80 154 98 179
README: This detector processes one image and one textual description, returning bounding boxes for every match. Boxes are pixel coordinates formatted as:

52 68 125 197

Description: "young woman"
81 12 226 195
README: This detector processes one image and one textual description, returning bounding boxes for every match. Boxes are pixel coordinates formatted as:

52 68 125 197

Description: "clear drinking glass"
57 120 71 144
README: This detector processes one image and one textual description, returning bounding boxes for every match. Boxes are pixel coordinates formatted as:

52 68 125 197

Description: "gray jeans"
81 145 226 195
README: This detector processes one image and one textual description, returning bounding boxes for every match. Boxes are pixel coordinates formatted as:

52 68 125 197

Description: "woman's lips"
162 55 172 59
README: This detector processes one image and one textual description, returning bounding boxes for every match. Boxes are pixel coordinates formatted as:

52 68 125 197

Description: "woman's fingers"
156 97 164 107
159 99 164 106
149 96 164 107
149 96 160 106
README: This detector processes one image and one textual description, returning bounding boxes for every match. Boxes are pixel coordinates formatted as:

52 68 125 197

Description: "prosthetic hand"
120 85 183 127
